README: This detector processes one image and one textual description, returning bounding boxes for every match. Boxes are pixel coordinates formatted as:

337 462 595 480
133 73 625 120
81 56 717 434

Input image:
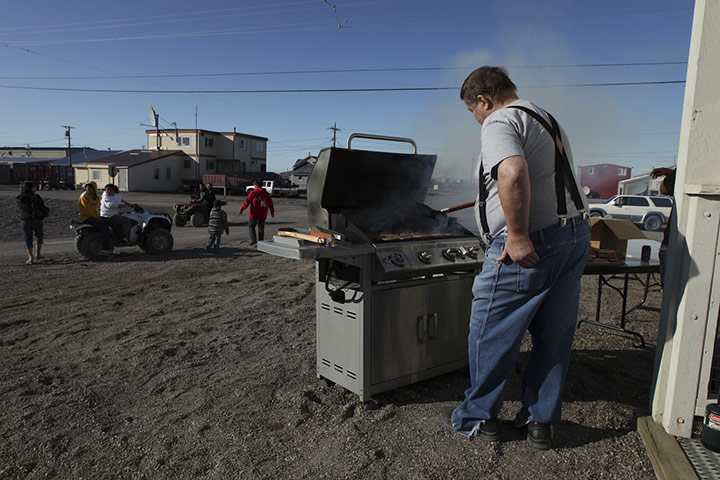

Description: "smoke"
412 32 658 181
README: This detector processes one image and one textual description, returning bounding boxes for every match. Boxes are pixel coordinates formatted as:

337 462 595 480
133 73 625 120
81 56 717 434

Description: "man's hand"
498 233 538 268
651 167 674 179
238 210 243 216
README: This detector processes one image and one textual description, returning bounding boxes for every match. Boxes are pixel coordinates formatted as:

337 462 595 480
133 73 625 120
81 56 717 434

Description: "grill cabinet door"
423 278 472 369
371 286 427 384
370 277 472 385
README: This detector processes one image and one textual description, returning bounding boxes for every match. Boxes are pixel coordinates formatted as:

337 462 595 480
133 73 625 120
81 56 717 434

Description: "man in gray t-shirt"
476 100 588 241
441 66 591 450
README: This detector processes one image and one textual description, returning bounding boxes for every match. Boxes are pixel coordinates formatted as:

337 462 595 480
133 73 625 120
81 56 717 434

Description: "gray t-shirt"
474 99 588 239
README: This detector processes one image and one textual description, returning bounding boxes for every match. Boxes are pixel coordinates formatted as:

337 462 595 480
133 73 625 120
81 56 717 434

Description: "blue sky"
0 0 694 176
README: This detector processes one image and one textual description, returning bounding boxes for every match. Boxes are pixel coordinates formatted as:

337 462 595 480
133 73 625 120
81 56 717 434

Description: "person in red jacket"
239 180 275 245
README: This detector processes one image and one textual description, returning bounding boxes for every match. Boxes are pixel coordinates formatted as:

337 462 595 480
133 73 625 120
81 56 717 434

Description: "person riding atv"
173 183 222 227
72 187 174 261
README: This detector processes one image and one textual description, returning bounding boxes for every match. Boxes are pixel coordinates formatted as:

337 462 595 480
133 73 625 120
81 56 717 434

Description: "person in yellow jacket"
78 181 112 255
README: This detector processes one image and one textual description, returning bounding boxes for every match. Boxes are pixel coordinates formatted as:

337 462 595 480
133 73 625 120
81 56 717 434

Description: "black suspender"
477 105 587 243
478 161 491 244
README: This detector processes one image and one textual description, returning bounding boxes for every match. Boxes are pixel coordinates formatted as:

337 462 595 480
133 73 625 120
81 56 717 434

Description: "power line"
0 1 321 31
0 1 326 35
0 81 685 94
0 6 692 47
0 61 688 80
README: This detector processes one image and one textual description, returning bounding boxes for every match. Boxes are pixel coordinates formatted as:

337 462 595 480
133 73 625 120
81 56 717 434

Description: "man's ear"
478 94 493 111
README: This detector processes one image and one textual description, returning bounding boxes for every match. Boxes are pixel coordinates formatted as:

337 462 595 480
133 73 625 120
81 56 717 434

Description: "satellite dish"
148 104 157 128
582 186 591 196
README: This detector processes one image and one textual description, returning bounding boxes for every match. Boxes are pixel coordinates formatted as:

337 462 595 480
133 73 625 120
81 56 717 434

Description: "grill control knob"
466 246 480 259
417 251 432 264
456 246 467 259
442 248 458 261
384 253 405 267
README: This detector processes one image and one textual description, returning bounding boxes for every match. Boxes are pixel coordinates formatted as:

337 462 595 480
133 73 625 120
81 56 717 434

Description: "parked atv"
71 205 174 261
172 196 209 227
172 196 226 227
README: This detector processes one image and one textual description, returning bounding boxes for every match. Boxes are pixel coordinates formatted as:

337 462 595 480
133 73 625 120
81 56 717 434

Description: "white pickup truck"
588 195 673 231
246 179 301 198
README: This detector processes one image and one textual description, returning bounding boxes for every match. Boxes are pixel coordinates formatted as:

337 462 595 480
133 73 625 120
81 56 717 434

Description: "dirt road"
1 186 657 479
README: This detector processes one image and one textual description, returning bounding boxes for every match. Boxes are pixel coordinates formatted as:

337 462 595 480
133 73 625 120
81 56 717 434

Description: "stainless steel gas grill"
258 134 483 402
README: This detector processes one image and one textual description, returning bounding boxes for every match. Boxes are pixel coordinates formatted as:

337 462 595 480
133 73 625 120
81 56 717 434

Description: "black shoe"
475 417 502 441
440 407 501 441
526 421 552 450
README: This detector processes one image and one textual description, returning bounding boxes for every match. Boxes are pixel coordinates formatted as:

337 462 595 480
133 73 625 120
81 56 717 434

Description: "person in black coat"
17 181 49 264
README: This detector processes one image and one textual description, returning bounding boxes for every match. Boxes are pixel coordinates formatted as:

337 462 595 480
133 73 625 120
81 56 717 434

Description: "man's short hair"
460 66 517 106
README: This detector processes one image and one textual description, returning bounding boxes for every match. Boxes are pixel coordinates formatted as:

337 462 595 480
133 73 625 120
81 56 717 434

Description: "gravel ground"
0 189 659 479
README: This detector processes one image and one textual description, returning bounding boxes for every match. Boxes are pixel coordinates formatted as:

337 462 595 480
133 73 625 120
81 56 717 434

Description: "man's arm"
239 192 251 214
496 155 539 268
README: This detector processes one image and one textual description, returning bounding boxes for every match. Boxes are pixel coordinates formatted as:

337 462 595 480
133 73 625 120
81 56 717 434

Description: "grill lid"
307 135 474 243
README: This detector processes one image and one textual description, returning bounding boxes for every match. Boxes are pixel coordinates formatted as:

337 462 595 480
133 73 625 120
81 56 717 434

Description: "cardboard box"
590 218 647 263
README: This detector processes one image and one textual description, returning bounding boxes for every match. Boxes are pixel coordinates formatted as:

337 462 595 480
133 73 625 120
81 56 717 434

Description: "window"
177 136 190 147
651 197 673 207
205 138 214 148
261 163 266 172
92 170 101 180
624 197 649 206
588 167 594 175
618 167 627 176
184 159 191 168
255 141 264 153
206 159 215 170
154 167 160 180
166 167 172 180
237 139 246 150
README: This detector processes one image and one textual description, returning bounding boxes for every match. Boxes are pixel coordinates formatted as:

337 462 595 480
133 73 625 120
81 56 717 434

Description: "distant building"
74 149 191 192
145 128 268 178
0 146 91 160
617 171 670 196
282 154 317 189
70 149 122 166
577 163 632 199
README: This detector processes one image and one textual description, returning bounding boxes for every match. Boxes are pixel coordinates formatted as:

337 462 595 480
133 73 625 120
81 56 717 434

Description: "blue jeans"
206 233 222 249
21 219 44 248
82 217 111 250
452 216 590 436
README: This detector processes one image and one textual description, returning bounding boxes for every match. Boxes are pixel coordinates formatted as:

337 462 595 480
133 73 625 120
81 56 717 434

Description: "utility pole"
328 122 341 147
62 126 75 185
62 125 74 165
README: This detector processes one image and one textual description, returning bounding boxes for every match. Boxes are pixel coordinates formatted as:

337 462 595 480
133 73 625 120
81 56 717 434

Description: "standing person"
205 183 217 207
239 180 274 246
650 166 676 285
79 181 112 255
17 181 49 264
441 66 591 450
205 200 230 252
100 184 134 242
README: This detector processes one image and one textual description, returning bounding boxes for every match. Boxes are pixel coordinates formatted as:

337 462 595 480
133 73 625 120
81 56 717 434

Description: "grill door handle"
347 133 417 154
416 315 427 344
428 313 439 340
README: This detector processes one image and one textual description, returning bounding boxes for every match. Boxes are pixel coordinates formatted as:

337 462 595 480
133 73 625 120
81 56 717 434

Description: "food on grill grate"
379 232 460 242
